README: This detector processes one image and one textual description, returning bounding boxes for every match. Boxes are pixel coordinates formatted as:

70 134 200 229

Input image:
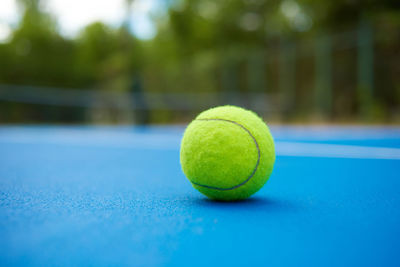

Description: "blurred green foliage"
0 0 399 123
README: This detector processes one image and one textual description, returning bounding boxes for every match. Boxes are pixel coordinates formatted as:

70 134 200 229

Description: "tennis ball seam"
189 118 261 191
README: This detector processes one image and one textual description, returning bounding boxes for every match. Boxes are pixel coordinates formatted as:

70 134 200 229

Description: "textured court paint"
180 106 275 200
1 126 400 267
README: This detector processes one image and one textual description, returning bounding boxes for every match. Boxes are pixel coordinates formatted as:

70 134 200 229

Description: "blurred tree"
0 0 76 87
0 0 399 123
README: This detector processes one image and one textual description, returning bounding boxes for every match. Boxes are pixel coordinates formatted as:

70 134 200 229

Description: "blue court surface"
0 125 399 267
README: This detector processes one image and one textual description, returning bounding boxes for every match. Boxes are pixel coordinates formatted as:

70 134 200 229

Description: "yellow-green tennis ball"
180 105 275 201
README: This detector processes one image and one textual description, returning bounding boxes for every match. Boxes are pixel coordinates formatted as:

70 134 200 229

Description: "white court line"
0 132 180 150
276 142 400 160
0 132 400 160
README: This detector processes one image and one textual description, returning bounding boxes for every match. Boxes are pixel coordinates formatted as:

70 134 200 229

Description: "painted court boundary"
0 129 400 160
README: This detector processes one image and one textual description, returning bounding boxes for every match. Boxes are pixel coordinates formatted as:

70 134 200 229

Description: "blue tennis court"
1 125 399 267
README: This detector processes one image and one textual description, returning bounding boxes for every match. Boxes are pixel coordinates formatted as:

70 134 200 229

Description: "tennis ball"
180 105 275 201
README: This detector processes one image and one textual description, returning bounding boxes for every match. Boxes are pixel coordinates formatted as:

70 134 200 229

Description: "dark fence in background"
0 84 279 123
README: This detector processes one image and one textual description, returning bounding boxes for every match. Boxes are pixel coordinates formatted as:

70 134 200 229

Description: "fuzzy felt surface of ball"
180 105 275 201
